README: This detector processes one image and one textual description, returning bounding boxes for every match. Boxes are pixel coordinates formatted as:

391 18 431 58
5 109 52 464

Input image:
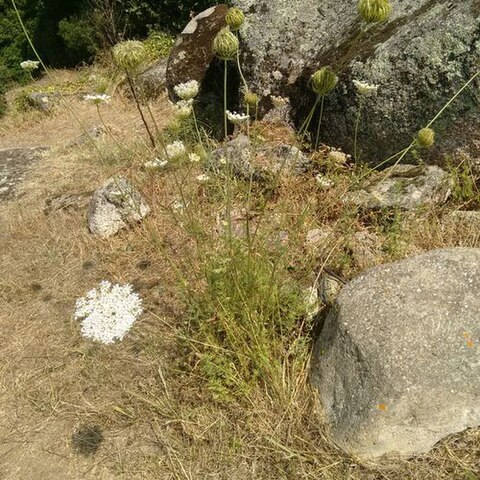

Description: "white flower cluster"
188 153 201 163
270 95 289 108
74 281 143 344
20 60 40 71
174 80 200 101
226 110 250 125
353 80 379 96
84 94 111 105
166 141 186 159
315 173 335 189
174 99 193 119
144 158 168 170
196 173 210 182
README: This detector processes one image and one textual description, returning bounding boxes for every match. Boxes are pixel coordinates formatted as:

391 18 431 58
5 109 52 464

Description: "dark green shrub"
58 16 98 64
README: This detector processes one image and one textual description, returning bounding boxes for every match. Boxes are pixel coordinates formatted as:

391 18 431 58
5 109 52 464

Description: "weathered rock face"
27 92 59 112
346 164 452 210
166 5 228 96
137 58 168 100
87 177 150 239
311 248 480 459
232 0 480 163
0 147 48 201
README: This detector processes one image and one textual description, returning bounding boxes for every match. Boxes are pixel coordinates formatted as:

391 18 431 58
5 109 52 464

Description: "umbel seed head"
416 127 435 148
213 27 239 61
358 0 392 23
311 67 338 96
244 90 260 108
226 7 245 31
112 41 147 74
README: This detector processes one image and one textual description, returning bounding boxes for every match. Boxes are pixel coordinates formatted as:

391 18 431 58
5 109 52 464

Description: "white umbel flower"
20 60 40 71
174 99 193 119
174 80 200 100
315 173 335 189
353 80 379 96
166 141 186 159
196 173 211 182
84 93 111 105
144 158 168 169
270 95 289 108
188 153 201 163
74 281 143 344
226 110 250 125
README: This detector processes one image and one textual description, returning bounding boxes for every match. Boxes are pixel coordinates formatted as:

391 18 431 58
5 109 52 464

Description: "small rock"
67 126 104 148
449 210 480 228
346 164 452 210
27 92 59 112
268 144 312 175
87 177 150 238
349 230 381 270
306 227 334 252
209 135 270 182
311 248 480 459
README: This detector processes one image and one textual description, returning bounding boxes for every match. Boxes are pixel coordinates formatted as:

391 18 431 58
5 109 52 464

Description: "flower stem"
354 98 364 162
298 95 320 144
314 96 325 150
126 72 156 148
224 60 228 142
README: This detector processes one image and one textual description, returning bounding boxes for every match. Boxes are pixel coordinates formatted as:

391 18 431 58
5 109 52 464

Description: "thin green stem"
298 95 321 145
224 60 228 142
353 98 364 162
314 96 325 150
191 106 204 147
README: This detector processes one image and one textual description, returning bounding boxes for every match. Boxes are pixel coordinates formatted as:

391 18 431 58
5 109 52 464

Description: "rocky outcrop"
166 5 228 97
137 58 168 100
311 248 480 459
345 164 452 210
0 147 48 201
87 177 150 239
232 0 480 163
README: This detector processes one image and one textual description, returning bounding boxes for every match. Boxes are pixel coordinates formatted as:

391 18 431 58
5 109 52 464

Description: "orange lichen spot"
378 403 388 412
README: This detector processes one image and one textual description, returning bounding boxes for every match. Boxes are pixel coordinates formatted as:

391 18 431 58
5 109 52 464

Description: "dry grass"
1 69 480 479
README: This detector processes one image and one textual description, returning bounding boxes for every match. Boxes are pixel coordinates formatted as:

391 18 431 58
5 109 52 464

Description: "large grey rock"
0 147 48 201
27 92 59 112
137 58 168 100
311 248 480 459
166 5 228 97
232 0 480 163
87 177 150 238
346 164 452 210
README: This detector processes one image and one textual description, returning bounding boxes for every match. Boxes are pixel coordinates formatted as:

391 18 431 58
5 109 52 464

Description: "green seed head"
244 90 260 108
358 0 392 23
213 27 239 61
311 67 338 96
112 41 147 74
226 7 245 31
416 127 435 148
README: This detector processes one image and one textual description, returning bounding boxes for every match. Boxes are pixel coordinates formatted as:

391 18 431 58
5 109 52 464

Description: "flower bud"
358 0 392 23
112 41 147 74
416 127 435 148
244 90 260 108
311 67 338 96
226 7 245 31
213 27 239 61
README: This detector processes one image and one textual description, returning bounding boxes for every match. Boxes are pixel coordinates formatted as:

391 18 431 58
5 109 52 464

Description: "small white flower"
188 153 201 163
272 70 283 81
226 110 250 125
20 60 40 71
171 200 185 211
353 80 379 96
270 95 289 108
174 80 200 101
144 158 168 169
174 99 193 119
74 281 143 344
315 173 335 189
84 93 111 105
166 141 186 159
196 173 211 182
218 156 227 165
326 150 348 165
